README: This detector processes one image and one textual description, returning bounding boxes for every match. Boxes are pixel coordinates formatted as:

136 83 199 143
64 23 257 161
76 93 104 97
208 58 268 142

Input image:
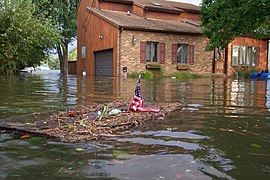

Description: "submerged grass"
128 70 205 80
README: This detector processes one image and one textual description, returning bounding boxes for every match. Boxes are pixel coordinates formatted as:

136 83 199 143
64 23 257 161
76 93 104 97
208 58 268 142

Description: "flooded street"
0 71 270 179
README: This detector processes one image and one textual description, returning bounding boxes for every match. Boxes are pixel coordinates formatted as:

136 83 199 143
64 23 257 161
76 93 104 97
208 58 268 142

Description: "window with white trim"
146 42 158 62
232 45 256 66
81 45 86 59
177 44 188 64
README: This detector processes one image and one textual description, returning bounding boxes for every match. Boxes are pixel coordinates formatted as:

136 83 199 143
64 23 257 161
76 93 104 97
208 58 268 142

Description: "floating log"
0 101 182 142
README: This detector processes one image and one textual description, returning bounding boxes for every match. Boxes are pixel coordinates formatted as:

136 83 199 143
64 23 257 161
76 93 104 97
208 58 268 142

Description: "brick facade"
120 30 213 76
77 0 269 77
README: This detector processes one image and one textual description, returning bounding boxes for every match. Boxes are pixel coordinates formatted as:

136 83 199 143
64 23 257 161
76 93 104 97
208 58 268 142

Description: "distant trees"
68 47 77 61
0 0 79 75
0 0 60 75
33 0 79 75
200 0 270 50
48 55 60 70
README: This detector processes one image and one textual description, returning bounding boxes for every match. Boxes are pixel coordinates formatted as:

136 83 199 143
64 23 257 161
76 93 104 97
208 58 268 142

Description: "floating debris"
0 101 182 142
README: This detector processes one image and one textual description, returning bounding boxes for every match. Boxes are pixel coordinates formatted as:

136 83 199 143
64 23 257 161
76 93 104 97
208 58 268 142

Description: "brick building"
76 0 269 77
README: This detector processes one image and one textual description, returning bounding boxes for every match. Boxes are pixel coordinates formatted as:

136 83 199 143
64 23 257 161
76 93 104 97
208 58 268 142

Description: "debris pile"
0 101 182 142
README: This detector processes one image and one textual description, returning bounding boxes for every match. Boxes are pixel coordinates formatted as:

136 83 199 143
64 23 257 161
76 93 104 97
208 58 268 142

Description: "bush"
237 68 259 78
128 71 154 79
128 70 204 80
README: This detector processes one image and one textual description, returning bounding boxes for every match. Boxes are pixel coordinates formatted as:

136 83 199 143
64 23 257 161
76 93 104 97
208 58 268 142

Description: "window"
146 42 158 62
172 44 194 65
239 46 246 65
251 47 257 66
232 45 257 67
81 45 86 59
232 46 239 66
247 47 252 66
177 44 188 64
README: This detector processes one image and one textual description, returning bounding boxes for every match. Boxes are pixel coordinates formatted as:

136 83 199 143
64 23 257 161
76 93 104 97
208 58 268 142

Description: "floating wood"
0 101 182 142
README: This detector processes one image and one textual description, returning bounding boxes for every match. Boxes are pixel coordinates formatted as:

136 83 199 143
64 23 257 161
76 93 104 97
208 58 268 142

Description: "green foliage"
142 71 155 79
33 0 79 74
68 47 77 61
129 70 204 80
128 71 154 79
48 55 60 70
250 143 261 148
0 0 60 75
25 137 45 143
237 68 259 78
200 0 270 50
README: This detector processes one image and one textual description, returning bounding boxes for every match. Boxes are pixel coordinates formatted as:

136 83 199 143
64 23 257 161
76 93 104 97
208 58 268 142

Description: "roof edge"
145 6 183 14
86 7 120 28
119 25 202 36
98 0 133 5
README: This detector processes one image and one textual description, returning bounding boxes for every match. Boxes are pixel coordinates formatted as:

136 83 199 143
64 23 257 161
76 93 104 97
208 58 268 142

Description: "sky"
171 0 202 6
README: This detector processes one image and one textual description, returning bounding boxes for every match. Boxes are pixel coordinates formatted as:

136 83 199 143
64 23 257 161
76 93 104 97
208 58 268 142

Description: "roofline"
119 25 202 36
179 8 199 13
165 0 200 13
239 34 270 40
98 0 200 13
145 6 182 14
86 8 203 36
86 8 120 28
98 0 133 5
132 2 145 9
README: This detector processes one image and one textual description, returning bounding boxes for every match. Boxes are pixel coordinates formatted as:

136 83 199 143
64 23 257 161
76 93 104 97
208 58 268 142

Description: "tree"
48 55 60 70
0 0 60 75
200 0 270 50
33 0 79 76
68 47 77 61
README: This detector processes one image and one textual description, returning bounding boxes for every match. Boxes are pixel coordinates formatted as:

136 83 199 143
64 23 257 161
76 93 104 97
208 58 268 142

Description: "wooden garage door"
95 49 113 76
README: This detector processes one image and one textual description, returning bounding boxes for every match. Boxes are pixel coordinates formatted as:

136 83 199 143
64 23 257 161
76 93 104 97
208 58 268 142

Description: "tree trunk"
57 41 69 76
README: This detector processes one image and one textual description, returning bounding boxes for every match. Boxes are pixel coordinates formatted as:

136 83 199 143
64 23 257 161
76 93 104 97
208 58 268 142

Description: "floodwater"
0 70 270 179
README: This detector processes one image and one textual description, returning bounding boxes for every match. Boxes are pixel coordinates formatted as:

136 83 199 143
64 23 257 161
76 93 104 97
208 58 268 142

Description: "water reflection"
0 72 270 179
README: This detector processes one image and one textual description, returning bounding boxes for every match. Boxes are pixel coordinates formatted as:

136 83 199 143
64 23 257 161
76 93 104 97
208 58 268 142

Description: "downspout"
212 49 216 74
118 27 123 76
224 47 228 75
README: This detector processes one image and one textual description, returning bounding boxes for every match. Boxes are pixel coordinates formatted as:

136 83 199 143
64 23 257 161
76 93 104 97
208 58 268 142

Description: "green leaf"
250 143 261 148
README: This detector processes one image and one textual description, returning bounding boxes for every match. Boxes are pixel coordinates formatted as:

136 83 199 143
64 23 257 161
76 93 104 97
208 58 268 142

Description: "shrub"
128 70 204 80
128 71 154 79
237 68 259 78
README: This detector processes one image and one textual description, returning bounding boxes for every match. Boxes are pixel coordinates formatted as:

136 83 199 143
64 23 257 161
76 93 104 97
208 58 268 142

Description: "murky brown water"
0 71 270 179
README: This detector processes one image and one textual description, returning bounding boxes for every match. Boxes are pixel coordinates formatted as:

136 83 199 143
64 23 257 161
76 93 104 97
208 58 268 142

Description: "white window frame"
81 45 86 59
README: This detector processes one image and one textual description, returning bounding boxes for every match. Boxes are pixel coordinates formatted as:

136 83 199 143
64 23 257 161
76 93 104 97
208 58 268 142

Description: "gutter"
99 0 133 5
119 26 202 36
144 6 182 14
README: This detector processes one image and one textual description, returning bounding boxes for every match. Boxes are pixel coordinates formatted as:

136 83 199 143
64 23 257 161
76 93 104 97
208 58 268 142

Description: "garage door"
95 49 113 76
